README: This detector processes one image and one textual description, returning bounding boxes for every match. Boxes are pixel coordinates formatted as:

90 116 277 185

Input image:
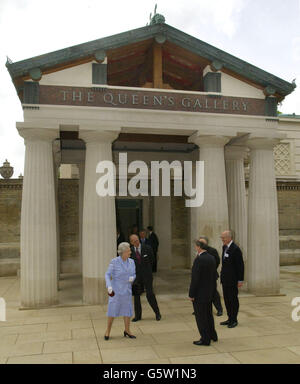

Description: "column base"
248 285 281 297
20 298 59 310
83 276 107 305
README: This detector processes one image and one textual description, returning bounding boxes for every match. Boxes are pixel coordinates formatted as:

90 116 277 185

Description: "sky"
0 0 300 177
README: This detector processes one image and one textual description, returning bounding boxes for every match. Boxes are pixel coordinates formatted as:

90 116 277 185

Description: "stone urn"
0 159 14 179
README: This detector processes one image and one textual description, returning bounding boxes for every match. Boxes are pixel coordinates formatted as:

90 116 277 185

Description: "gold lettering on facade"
55 87 256 114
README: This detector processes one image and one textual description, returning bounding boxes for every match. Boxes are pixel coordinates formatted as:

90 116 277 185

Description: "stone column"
53 140 61 290
189 135 231 251
225 146 248 265
54 163 60 290
18 128 59 308
247 137 280 295
79 130 119 304
78 162 85 276
154 196 172 269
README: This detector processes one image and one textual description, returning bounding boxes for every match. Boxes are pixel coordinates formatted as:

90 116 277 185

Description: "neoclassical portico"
16 112 283 308
7 17 296 308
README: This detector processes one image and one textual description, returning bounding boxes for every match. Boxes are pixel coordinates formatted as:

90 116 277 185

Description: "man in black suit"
189 240 218 346
147 226 159 273
199 236 223 317
130 234 161 322
220 230 244 328
139 229 151 247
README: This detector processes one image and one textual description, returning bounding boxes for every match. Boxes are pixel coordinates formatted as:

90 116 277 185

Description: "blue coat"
105 257 136 317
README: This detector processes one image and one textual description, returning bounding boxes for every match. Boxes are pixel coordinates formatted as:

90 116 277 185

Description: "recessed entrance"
116 199 143 241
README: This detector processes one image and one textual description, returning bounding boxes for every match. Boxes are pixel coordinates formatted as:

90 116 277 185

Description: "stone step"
280 249 300 266
279 235 300 250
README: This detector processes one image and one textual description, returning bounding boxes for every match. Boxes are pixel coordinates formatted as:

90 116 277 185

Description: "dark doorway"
116 199 143 241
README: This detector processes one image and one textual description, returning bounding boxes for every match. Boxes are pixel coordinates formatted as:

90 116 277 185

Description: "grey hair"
194 240 208 250
199 236 209 244
117 242 131 256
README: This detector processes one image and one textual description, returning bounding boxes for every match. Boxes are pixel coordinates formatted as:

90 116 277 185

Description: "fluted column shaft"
247 138 280 295
190 135 231 253
19 128 59 308
80 130 119 304
78 162 85 275
225 146 248 272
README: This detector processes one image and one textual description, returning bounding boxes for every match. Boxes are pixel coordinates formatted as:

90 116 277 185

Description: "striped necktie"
136 248 141 264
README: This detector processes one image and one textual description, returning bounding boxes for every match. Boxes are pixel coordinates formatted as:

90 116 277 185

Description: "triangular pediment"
7 23 295 101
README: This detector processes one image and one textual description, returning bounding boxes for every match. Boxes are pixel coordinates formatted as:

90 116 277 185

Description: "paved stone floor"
0 267 299 364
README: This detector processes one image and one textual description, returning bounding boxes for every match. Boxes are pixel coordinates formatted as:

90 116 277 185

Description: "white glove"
129 276 134 283
108 287 113 294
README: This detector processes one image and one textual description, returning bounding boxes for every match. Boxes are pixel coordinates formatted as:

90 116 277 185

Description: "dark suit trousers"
193 300 217 344
134 277 160 318
152 252 157 273
222 285 239 323
212 283 223 312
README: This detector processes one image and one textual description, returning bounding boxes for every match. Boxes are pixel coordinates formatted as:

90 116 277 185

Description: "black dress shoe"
220 320 230 326
216 310 223 317
104 335 109 341
192 312 195 315
211 335 218 342
193 340 210 346
132 318 141 322
156 313 162 321
124 331 136 339
228 321 238 328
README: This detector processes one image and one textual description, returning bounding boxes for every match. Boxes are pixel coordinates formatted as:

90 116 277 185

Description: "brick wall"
58 179 80 273
0 178 81 276
277 183 300 265
0 180 22 276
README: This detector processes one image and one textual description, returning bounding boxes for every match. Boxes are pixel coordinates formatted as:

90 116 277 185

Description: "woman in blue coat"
104 242 136 340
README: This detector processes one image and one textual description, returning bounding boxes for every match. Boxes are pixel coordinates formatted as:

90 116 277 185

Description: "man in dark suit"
189 240 218 346
199 236 223 316
139 229 151 247
147 226 159 273
220 230 244 328
130 234 161 322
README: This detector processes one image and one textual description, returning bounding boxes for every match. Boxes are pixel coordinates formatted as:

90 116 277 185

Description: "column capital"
79 129 120 144
189 134 232 148
225 145 249 160
17 127 59 142
245 135 284 150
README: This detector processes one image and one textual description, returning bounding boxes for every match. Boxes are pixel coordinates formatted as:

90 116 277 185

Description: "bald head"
221 230 233 246
130 234 140 248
